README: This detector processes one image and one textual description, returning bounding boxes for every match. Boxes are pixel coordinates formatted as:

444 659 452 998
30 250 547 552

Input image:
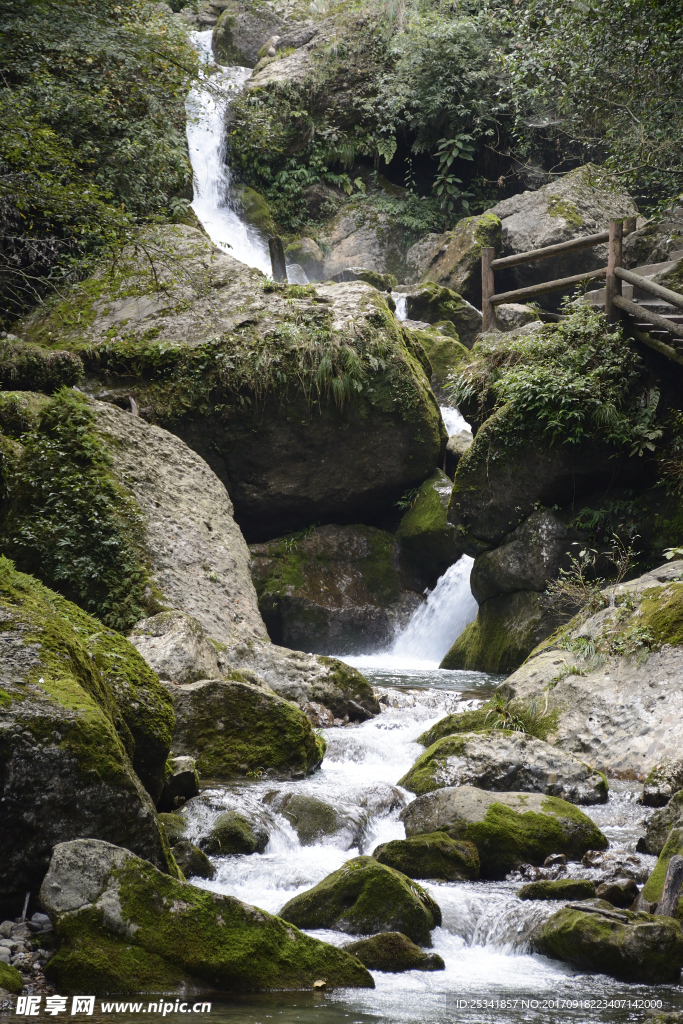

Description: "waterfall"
441 405 470 435
394 291 408 320
392 555 478 665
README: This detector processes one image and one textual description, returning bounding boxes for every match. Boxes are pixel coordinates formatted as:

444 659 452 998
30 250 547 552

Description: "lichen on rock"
373 833 479 881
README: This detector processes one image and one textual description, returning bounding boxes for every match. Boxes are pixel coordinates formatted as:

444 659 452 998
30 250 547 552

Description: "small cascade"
393 291 408 320
391 555 478 666
440 404 470 435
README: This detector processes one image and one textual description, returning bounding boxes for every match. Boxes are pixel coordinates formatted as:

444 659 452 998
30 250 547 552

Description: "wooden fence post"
605 219 623 322
481 246 495 332
623 217 636 236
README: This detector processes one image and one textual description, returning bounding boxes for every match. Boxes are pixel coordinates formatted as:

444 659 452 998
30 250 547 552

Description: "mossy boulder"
212 3 283 66
165 678 324 778
596 878 639 907
400 786 607 879
419 212 503 309
407 328 469 399
343 932 444 973
418 700 559 748
440 590 566 674
399 730 607 804
20 226 444 541
642 827 683 909
531 900 683 984
41 839 374 994
0 336 83 393
279 856 441 945
0 557 178 917
234 186 276 235
406 283 482 349
158 754 200 812
250 523 415 655
157 812 187 846
276 794 344 846
373 833 479 882
0 962 23 995
517 879 597 901
170 840 215 881
200 811 269 855
396 470 464 589
285 237 324 280
642 759 683 808
642 792 683 856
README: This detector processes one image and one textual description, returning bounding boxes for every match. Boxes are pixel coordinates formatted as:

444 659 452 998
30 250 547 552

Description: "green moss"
638 583 683 647
234 186 276 235
410 329 469 389
0 337 83 393
343 933 445 973
517 878 597 901
408 283 471 327
418 700 560 746
279 856 441 946
46 931 187 995
317 657 380 714
642 827 683 902
399 735 467 795
0 961 23 994
157 812 187 846
200 811 267 855
440 591 553 673
171 840 215 881
0 391 50 436
546 195 584 230
373 833 479 881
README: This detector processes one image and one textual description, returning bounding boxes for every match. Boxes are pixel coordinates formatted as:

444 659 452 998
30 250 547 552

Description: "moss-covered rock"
276 794 341 846
531 900 683 983
418 699 560 748
399 730 607 804
279 856 441 945
157 812 187 846
373 833 479 881
165 678 324 778
343 932 444 973
0 336 83 393
419 213 503 309
171 840 215 881
400 786 607 879
596 878 639 907
212 2 283 66
158 754 200 812
234 186 276 235
440 590 565 674
0 557 177 917
407 327 469 400
41 839 374 994
642 827 683 906
642 759 683 807
642 792 683 856
250 523 416 655
0 962 23 995
20 226 444 541
396 470 464 589
406 283 482 349
200 811 269 855
517 878 597 901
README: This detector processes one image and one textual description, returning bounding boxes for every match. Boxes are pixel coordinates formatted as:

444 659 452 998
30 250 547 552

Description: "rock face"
373 834 479 882
531 900 683 984
642 793 683 856
398 731 608 804
250 524 419 655
279 856 441 945
642 760 683 808
444 430 473 479
317 204 408 281
642 827 683 906
406 283 482 349
400 786 607 879
418 213 503 308
500 562 683 777
40 840 374 994
212 2 284 66
22 225 444 541
343 933 445 973
395 470 464 589
0 558 176 917
164 678 325 778
517 879 597 901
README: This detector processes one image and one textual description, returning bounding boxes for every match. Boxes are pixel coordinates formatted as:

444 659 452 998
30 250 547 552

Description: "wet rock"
0 963 22 995
165 678 325 778
279 856 441 945
400 786 607 879
444 430 473 479
517 878 597 901
285 237 324 280
171 841 215 881
405 326 469 401
531 899 683 984
596 878 639 908
642 827 683 909
642 760 683 808
582 849 649 883
373 834 479 882
158 755 200 812
157 812 188 847
273 794 365 850
250 524 419 656
406 283 482 348
398 731 608 805
343 932 445 973
0 558 177 917
200 811 269 855
499 561 683 777
395 470 464 589
417 212 502 308
40 839 374 994
642 792 683 856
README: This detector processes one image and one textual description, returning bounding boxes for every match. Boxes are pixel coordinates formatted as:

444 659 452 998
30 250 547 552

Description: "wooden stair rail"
612 294 683 338
614 266 683 310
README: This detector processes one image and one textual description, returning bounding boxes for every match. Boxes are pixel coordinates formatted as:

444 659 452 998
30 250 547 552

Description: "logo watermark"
15 997 211 1016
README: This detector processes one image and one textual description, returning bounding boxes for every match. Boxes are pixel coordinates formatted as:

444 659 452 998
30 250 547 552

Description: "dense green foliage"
0 0 197 323
0 389 154 630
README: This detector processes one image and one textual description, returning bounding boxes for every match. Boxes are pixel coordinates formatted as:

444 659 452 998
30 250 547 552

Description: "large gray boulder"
501 561 683 778
641 792 683 856
398 731 608 804
40 840 374 994
400 786 607 878
212 1 285 66
417 213 502 307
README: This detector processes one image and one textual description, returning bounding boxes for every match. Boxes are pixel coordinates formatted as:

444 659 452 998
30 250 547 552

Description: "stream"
178 35 683 1024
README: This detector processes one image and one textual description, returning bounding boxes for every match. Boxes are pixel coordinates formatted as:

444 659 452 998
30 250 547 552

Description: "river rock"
212 2 284 66
40 839 373 994
270 793 366 850
531 900 683 984
398 731 608 804
21 225 443 540
343 933 445 973
441 589 567 674
517 878 597 901
0 963 22 995
405 326 469 400
200 811 269 855
250 524 420 655
373 834 479 881
171 840 215 881
642 793 683 856
406 283 482 348
499 561 683 777
395 470 464 589
642 760 683 808
157 813 188 847
279 856 441 945
642 827 683 909
400 786 607 879
596 878 639 907
157 755 200 812
417 212 503 308
164 678 325 778
444 430 473 479
0 558 176 918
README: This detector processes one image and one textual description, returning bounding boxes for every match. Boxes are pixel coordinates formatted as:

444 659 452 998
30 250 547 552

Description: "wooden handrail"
490 268 607 306
631 326 683 367
490 231 609 270
613 294 683 337
615 266 683 311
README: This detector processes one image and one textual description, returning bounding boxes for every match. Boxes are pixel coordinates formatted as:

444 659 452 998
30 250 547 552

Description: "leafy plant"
484 693 527 733
546 535 637 612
